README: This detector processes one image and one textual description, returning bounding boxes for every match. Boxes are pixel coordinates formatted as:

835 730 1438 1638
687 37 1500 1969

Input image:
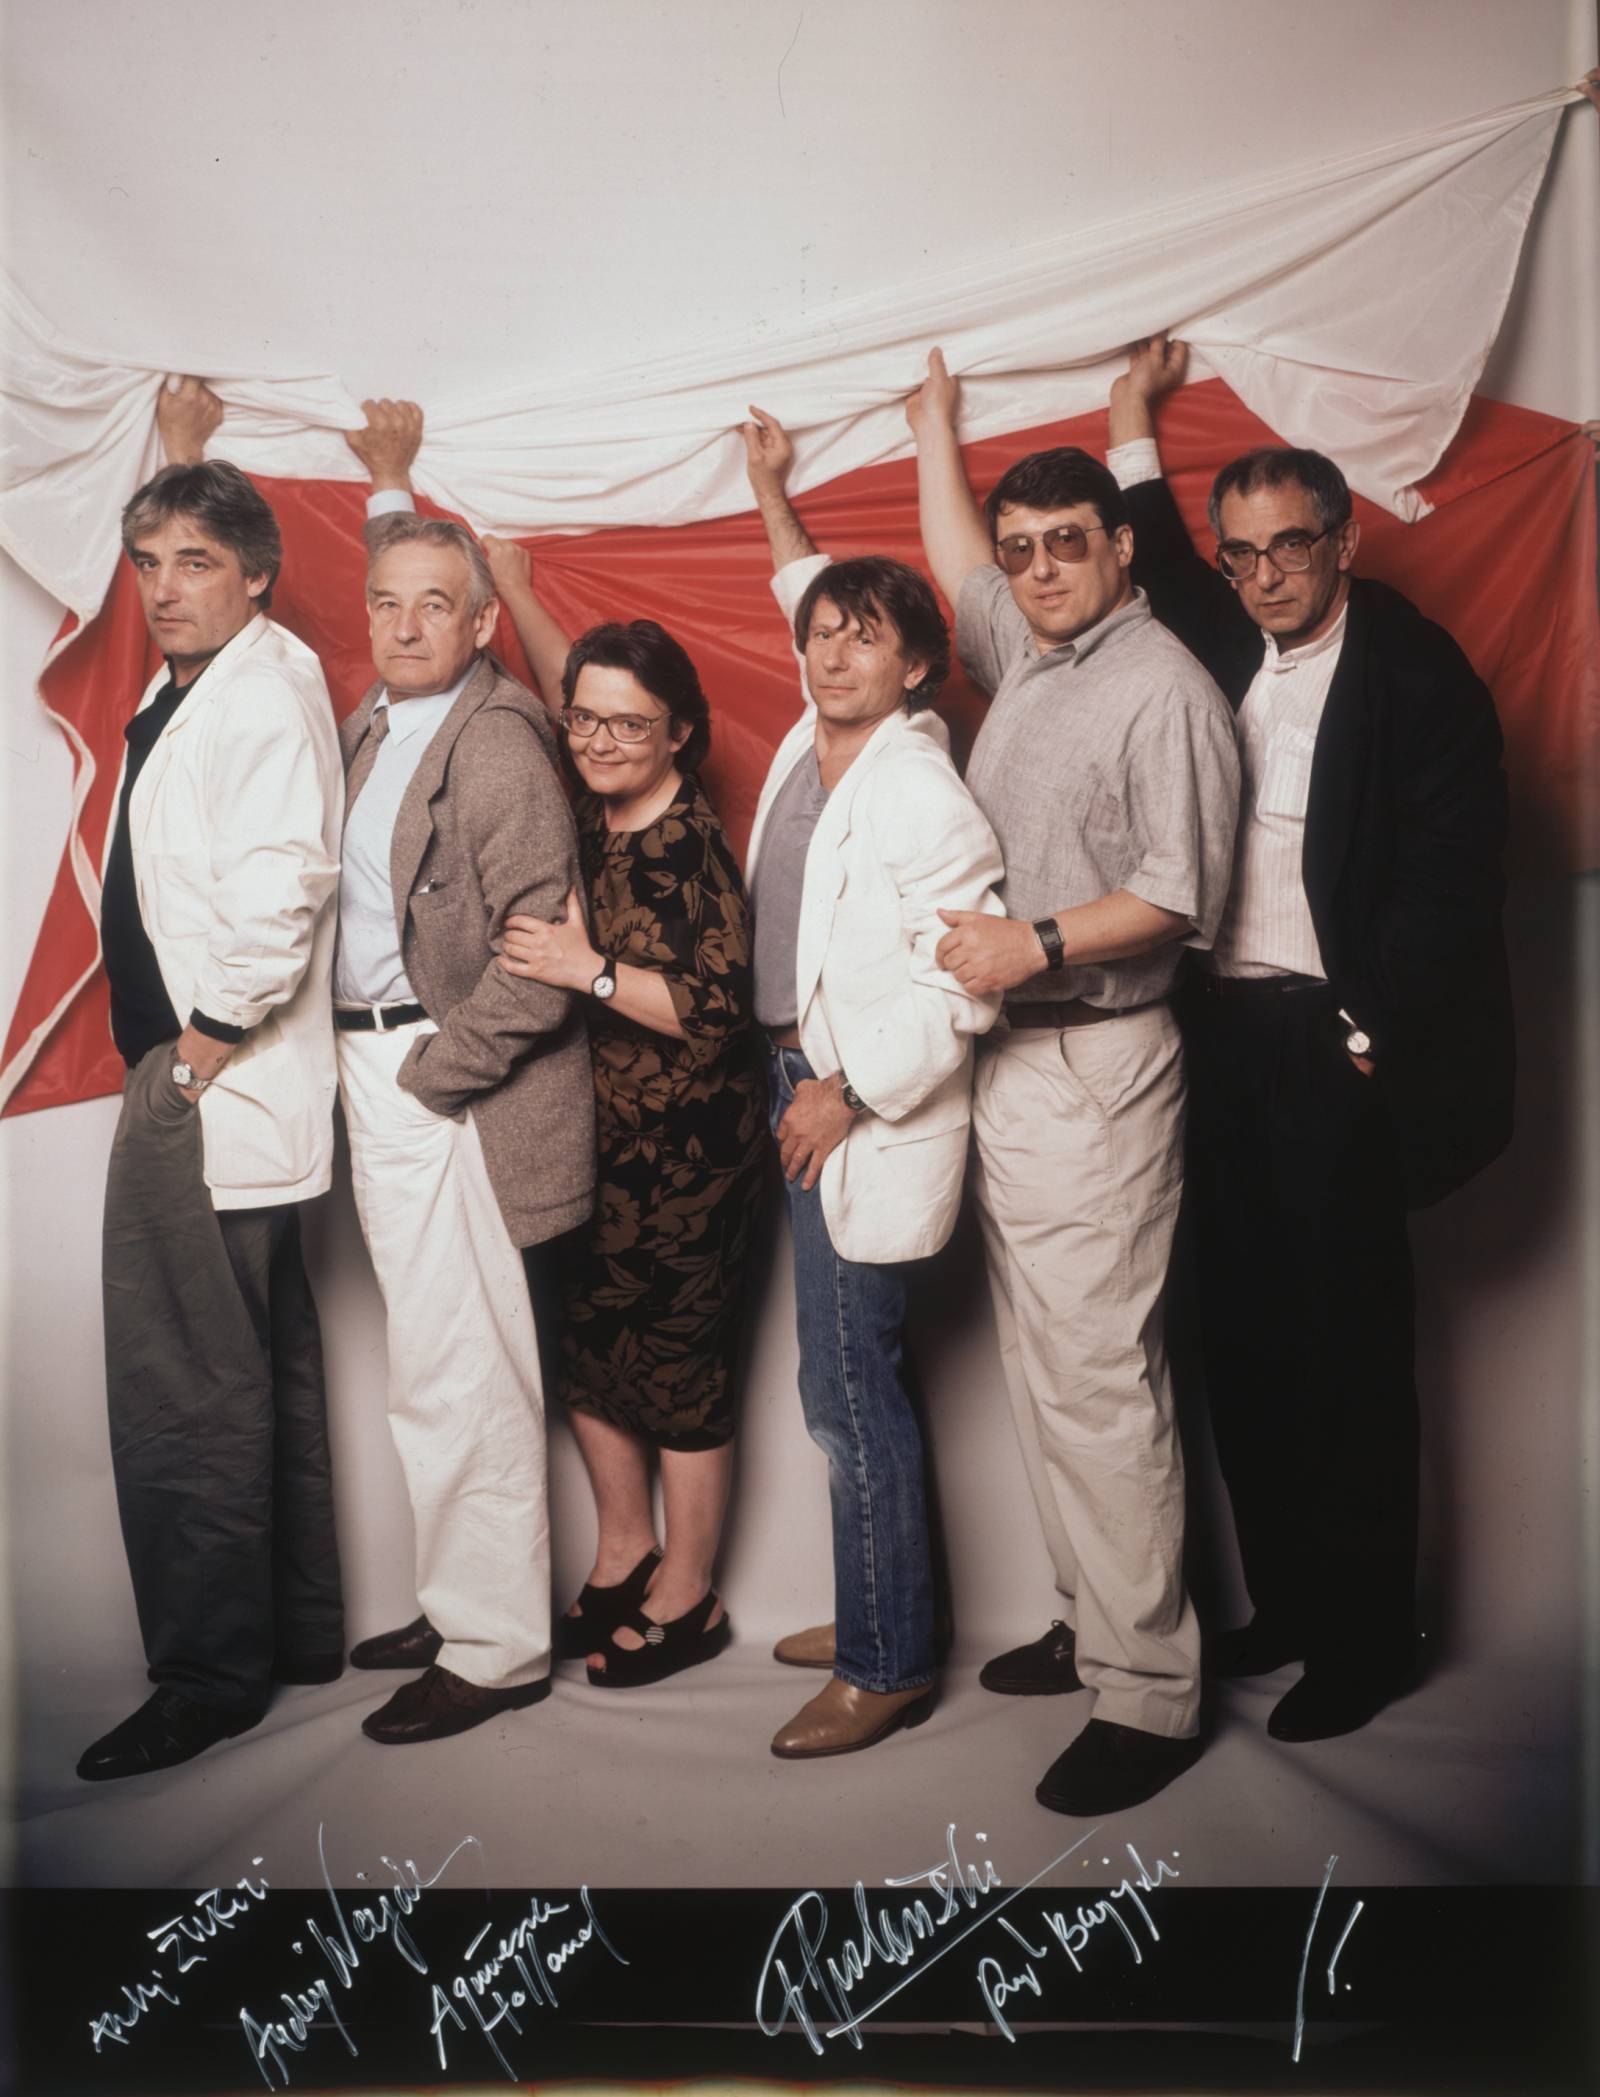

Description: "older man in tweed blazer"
335 507 593 1747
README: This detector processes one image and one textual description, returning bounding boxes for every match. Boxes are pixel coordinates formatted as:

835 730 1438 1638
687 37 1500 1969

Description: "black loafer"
77 1690 263 1783
1035 1718 1202 1816
1206 1618 1304 1677
1267 1654 1419 1742
350 1616 443 1671
362 1665 550 1745
980 1621 1082 1696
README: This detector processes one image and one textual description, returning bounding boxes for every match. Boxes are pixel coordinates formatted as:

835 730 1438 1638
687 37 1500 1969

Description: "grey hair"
364 511 497 616
122 461 283 608
1207 446 1353 538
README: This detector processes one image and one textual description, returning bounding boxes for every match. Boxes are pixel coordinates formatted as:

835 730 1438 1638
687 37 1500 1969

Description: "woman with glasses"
485 540 766 1688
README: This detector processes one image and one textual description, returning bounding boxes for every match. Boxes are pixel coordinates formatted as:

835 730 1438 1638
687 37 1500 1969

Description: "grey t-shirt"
958 567 1240 1010
752 746 830 1029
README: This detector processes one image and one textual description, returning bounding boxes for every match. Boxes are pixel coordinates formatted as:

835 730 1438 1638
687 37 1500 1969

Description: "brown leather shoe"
349 1616 443 1671
772 1622 835 1669
771 1677 934 1759
361 1665 550 1745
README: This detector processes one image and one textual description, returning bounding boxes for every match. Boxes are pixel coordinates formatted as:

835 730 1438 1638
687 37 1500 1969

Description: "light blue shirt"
333 668 474 1005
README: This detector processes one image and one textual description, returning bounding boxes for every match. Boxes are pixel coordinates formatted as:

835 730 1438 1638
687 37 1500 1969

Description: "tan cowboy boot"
770 1676 934 1759
772 1622 835 1669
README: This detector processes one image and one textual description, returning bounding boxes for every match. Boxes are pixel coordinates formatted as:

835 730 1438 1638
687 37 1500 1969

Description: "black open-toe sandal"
552 1544 662 1660
585 1591 732 1688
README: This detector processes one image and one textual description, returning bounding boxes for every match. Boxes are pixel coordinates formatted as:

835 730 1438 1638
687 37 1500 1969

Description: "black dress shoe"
1267 1654 1419 1743
77 1690 263 1783
350 1616 443 1671
1205 1618 1304 1677
272 1651 344 1686
1035 1718 1203 1815
362 1665 551 1745
979 1621 1082 1695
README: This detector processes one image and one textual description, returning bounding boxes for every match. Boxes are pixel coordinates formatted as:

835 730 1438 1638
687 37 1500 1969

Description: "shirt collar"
1039 586 1152 667
1262 603 1348 673
377 659 478 742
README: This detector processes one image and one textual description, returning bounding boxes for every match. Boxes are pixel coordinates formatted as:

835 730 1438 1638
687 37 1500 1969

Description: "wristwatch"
1336 1007 1373 1058
590 966 617 1002
839 1074 867 1114
1033 917 1067 972
170 1059 211 1093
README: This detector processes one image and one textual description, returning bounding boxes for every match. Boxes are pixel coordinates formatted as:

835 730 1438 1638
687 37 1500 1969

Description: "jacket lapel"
1303 583 1369 920
793 711 906 1022
128 615 271 855
386 653 498 944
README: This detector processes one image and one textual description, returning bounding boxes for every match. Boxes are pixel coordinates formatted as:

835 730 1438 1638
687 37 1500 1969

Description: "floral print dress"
556 775 767 1448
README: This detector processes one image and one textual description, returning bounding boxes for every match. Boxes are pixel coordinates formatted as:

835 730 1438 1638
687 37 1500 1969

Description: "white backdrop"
2 0 1596 1896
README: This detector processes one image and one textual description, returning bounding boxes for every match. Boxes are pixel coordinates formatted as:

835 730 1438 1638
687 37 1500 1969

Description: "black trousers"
1178 976 1418 1674
102 1044 344 1715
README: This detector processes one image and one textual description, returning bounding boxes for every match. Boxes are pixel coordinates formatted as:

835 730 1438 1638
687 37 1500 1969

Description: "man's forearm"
1048 890 1192 968
752 481 817 570
913 416 991 608
1106 384 1157 451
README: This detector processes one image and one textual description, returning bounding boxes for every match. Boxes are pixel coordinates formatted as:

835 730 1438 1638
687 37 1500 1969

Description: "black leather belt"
1197 973 1327 998
1006 998 1162 1029
334 1002 428 1032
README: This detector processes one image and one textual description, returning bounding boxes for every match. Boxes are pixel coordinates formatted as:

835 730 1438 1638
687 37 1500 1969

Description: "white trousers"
337 1022 550 1688
970 1005 1200 1738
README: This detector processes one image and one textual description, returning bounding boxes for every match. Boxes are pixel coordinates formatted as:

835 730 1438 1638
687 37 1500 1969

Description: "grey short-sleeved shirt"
752 746 830 1029
958 566 1240 1010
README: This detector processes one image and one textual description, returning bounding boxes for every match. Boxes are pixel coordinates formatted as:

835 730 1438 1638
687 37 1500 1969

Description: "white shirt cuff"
365 488 416 518
1106 438 1161 489
770 550 832 621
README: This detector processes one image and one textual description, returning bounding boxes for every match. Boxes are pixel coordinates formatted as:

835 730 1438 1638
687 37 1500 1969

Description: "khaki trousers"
338 1022 550 1689
970 1005 1200 1738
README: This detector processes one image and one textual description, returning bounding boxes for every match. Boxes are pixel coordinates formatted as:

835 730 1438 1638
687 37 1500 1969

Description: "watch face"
172 1061 196 1087
1346 1029 1371 1057
592 971 617 1002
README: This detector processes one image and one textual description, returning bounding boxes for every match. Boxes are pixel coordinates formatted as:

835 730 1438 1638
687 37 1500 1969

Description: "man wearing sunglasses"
1104 335 1513 1746
908 349 1240 1816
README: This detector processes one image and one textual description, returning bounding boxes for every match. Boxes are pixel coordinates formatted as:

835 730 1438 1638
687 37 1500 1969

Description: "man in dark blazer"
1104 335 1513 1743
334 507 593 1745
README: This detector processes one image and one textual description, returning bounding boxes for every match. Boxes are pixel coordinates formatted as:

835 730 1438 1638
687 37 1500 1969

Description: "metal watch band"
840 1076 867 1113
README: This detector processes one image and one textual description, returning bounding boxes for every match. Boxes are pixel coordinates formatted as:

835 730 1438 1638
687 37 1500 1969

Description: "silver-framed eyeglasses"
1215 526 1333 580
560 705 669 744
994 523 1110 574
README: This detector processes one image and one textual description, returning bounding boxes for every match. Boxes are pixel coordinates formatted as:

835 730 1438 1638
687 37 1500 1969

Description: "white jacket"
750 556 1005 1263
118 614 343 1207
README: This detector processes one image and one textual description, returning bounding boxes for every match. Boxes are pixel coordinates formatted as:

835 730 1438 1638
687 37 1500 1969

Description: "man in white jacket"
742 408 1005 1759
77 386 346 1783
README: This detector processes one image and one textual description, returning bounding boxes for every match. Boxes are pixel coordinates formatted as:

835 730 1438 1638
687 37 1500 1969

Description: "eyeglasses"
994 524 1110 575
1215 526 1333 580
560 705 668 745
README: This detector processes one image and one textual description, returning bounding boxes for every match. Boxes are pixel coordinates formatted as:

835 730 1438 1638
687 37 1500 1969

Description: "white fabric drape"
0 87 1579 625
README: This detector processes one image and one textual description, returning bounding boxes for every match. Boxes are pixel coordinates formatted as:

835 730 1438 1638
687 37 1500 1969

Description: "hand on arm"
906 347 991 607
935 891 1192 996
499 889 686 1039
742 406 817 568
343 398 423 492
481 536 571 715
776 1072 857 1190
157 376 224 465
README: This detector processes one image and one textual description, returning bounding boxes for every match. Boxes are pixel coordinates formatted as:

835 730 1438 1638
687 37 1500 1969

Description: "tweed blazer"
339 652 594 1247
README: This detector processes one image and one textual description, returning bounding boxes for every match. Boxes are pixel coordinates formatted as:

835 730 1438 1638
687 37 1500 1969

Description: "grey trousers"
102 1044 343 1715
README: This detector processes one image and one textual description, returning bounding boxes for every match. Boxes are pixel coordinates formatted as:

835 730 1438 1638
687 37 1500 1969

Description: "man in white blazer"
742 408 1005 1759
77 406 346 1783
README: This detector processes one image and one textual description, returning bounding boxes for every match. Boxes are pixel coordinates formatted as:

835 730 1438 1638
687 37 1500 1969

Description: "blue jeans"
768 1046 935 1694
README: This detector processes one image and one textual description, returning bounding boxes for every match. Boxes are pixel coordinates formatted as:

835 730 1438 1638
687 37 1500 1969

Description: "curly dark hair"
561 620 712 771
791 556 951 712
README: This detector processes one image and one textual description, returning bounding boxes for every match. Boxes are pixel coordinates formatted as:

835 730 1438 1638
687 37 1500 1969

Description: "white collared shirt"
333 669 474 1005
1107 436 1344 978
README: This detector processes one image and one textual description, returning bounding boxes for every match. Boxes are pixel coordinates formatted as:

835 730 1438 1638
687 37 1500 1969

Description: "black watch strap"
1033 917 1067 972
